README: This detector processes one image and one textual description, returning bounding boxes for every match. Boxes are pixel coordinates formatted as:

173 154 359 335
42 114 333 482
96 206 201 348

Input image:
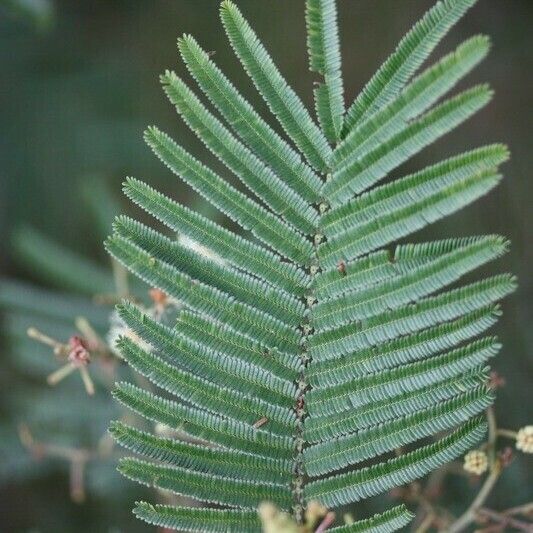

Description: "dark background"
0 0 531 531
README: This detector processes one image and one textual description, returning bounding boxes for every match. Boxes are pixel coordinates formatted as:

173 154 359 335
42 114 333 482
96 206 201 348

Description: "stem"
315 512 335 533
477 508 533 532
415 511 435 533
293 217 323 523
412 463 454 529
497 428 518 439
19 423 122 503
70 457 87 503
447 408 501 533
503 502 533 517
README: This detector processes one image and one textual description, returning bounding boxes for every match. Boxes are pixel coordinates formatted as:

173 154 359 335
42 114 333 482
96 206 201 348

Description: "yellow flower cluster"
516 425 533 453
463 450 488 475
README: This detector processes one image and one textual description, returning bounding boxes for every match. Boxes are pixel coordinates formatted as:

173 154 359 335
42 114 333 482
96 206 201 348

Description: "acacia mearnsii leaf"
178 35 323 202
134 503 262 533
309 274 516 360
304 369 488 442
107 0 514 529
306 0 345 141
329 505 414 533
109 421 291 484
333 35 490 170
116 301 297 406
113 215 305 326
325 84 493 206
105 234 301 354
116 336 296 434
113 382 294 458
304 417 487 507
221 0 332 171
161 71 318 234
304 387 493 476
122 177 309 295
144 126 312 264
311 235 508 329
118 457 292 509
343 0 478 133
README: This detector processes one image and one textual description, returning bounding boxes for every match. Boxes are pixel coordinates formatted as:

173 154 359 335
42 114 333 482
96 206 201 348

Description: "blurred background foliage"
0 0 531 531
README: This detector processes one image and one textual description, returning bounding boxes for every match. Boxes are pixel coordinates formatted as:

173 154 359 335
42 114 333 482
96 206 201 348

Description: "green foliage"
342 0 478 132
106 0 514 530
13 226 115 296
221 1 332 173
306 0 345 142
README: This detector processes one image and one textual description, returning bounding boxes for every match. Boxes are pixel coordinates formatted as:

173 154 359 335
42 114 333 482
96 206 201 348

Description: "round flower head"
463 450 488 475
516 425 533 453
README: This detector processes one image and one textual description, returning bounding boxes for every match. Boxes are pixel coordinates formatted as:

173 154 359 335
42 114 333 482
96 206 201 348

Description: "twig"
415 511 435 533
497 428 518 440
503 502 533 517
70 457 88 503
412 462 454 529
315 512 335 533
18 423 121 503
477 508 533 532
447 408 501 533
